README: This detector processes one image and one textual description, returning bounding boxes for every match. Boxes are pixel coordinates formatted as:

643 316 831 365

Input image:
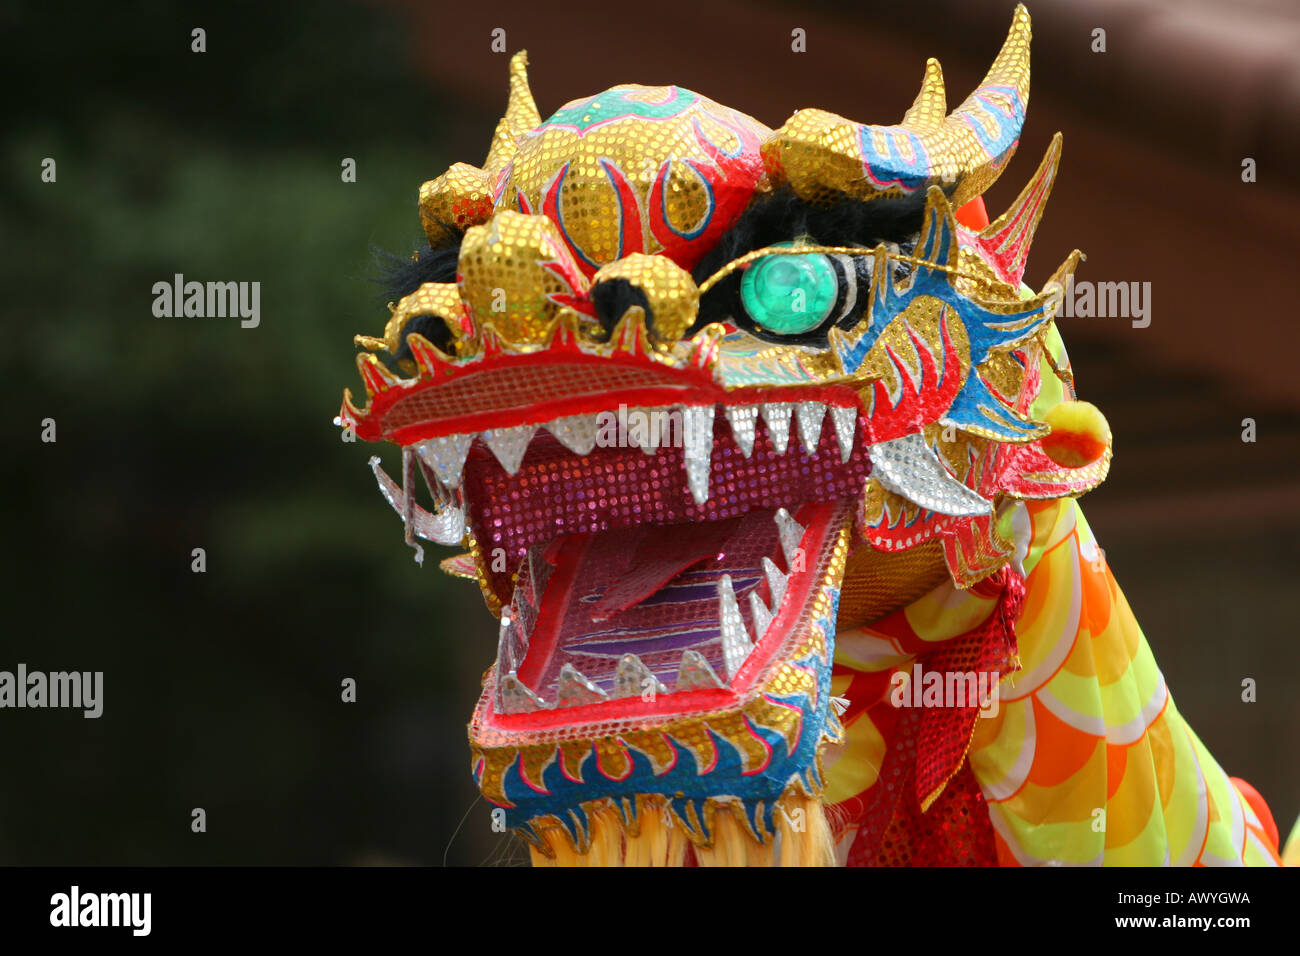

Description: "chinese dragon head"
337 4 1290 867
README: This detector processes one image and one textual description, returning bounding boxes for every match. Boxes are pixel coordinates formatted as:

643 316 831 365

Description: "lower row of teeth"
416 401 858 507
496 509 806 714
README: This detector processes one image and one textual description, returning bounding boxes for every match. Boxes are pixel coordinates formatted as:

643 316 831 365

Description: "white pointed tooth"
556 664 609 707
774 508 805 570
498 670 549 714
717 574 753 679
402 449 426 565
614 654 667 698
684 455 712 506
761 402 793 455
724 404 758 458
829 406 858 464
680 405 715 506
482 424 537 475
545 414 598 455
496 608 525 675
794 401 827 455
415 453 458 512
416 433 475 488
676 649 725 691
369 456 465 546
627 407 664 455
402 445 419 543
748 589 774 639
868 433 992 517
762 555 788 609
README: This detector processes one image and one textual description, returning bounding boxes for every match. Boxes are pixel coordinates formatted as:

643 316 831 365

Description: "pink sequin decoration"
462 410 871 599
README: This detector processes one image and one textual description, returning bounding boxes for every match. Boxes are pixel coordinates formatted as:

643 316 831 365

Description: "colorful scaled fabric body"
825 332 1282 867
338 4 1289 866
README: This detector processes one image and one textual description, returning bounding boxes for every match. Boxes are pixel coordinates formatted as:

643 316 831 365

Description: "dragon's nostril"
590 277 653 340
380 282 468 368
392 313 457 365
589 253 699 347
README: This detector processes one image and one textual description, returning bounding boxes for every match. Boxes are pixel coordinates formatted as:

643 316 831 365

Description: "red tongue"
588 518 741 621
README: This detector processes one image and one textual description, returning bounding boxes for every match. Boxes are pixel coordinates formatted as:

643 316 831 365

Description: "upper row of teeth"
496 509 807 714
415 401 858 506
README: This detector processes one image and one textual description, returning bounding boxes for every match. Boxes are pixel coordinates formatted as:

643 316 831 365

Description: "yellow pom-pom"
1040 400 1110 468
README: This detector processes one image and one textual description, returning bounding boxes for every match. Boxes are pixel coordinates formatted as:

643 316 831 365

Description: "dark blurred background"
2 0 1296 865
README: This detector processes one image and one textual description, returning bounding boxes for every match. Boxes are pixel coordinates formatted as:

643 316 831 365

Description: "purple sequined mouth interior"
490 495 854 715
503 509 787 700
461 409 871 604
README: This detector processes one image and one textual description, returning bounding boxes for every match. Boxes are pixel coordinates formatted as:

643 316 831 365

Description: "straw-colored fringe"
527 794 833 867
695 807 775 867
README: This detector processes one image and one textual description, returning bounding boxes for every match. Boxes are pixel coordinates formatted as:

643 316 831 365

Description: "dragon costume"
337 5 1291 866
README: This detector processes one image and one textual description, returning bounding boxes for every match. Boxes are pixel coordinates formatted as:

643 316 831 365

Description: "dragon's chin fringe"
527 793 834 867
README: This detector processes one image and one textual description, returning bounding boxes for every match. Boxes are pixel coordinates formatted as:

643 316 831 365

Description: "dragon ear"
973 133 1062 286
484 51 541 180
418 163 494 249
916 185 961 271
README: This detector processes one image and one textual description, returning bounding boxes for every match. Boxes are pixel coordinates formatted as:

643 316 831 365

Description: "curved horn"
484 51 542 179
417 52 541 246
943 3 1031 206
901 57 946 130
762 4 1031 208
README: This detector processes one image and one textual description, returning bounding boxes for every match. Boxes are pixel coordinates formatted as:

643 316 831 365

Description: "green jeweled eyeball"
739 246 838 335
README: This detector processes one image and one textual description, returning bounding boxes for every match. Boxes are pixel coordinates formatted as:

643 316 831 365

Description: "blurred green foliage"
2 0 521 864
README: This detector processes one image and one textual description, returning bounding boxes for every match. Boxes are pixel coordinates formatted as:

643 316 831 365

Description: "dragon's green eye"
739 244 838 335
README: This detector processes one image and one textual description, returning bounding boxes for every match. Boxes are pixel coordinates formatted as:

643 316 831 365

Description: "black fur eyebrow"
370 189 929 360
689 187 927 336
374 238 461 304
372 232 465 365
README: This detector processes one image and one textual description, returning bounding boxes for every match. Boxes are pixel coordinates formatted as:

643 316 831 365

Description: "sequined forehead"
499 84 770 275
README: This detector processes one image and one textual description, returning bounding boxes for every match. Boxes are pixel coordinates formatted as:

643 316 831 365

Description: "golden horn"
901 58 946 130
943 3 1032 207
484 51 541 179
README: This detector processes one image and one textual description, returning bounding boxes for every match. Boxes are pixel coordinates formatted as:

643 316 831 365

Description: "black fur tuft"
371 234 465 368
590 278 653 340
391 313 456 363
690 187 927 337
372 239 461 304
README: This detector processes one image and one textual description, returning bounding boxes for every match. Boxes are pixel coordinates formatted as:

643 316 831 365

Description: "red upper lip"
344 322 725 444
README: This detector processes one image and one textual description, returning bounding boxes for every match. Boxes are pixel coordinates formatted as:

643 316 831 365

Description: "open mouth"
493 499 848 718
398 397 873 729
377 395 878 733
